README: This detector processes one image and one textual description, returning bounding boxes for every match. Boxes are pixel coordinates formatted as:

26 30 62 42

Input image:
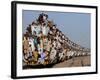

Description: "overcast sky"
22 10 91 48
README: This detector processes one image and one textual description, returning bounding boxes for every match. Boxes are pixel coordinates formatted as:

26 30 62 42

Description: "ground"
53 55 91 68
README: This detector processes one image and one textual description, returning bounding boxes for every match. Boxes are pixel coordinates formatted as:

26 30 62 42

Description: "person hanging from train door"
33 31 38 50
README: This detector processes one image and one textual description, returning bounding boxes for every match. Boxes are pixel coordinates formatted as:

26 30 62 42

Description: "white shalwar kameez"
29 38 35 51
31 25 37 35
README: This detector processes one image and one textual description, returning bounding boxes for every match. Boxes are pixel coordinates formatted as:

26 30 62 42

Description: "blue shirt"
41 52 46 60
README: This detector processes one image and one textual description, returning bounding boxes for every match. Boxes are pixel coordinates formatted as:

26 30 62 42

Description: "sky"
22 10 91 48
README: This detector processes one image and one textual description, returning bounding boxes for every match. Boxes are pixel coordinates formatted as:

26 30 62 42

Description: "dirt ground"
53 55 91 68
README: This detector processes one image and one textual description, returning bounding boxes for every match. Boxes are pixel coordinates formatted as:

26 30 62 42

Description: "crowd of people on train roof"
23 13 90 66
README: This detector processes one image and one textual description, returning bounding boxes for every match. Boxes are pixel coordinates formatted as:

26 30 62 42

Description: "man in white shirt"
28 37 35 51
31 22 37 35
42 23 49 36
36 24 42 36
50 47 57 63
